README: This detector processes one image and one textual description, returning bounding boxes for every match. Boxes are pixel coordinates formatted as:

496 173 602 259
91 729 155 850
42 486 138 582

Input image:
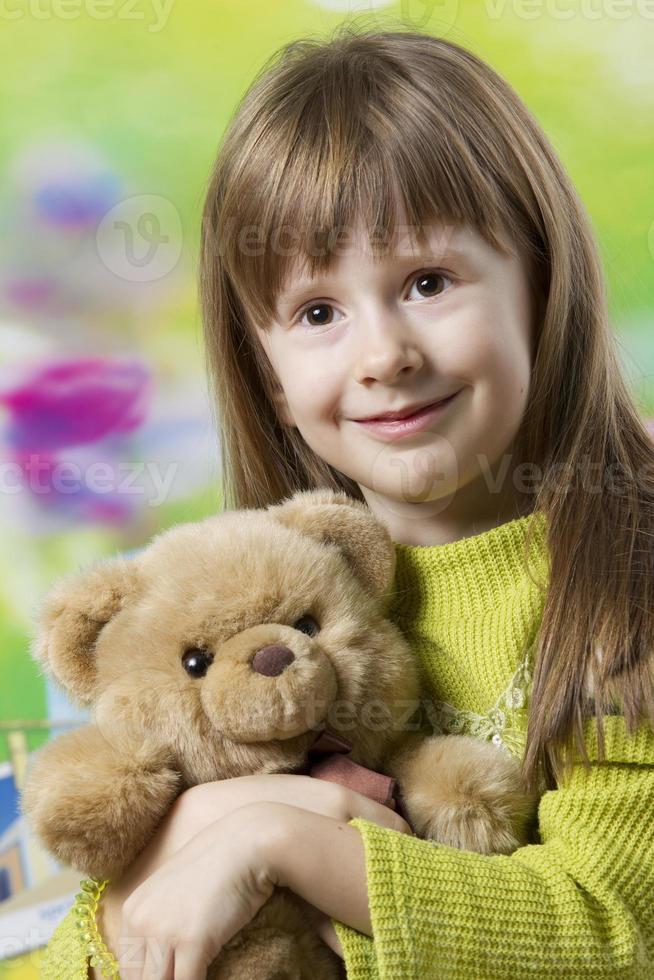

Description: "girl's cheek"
283 374 335 423
457 322 524 384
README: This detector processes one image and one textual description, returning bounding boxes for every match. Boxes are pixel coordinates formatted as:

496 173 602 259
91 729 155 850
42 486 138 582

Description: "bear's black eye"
182 647 214 678
292 615 320 637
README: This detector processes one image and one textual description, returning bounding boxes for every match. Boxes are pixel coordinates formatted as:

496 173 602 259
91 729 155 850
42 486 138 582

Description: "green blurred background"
0 0 652 973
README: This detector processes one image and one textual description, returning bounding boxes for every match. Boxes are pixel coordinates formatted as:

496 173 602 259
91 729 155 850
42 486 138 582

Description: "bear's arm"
21 723 182 880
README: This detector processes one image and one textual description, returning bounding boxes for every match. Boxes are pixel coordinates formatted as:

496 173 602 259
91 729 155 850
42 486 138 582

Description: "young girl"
42 23 654 980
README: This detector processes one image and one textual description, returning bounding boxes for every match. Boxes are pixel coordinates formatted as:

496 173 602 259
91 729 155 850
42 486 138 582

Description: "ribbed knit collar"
390 510 549 620
386 510 550 713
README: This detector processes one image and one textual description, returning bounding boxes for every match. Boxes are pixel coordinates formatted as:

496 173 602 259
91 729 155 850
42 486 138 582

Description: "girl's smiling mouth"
352 390 462 441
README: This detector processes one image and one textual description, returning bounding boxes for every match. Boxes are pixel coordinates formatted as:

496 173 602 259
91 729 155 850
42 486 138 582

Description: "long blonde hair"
198 24 654 792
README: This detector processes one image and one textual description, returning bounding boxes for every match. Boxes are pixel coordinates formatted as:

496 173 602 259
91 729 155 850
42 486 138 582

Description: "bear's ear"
266 488 396 599
31 557 141 707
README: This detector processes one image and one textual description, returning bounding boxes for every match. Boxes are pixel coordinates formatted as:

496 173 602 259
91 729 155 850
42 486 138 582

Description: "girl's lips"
353 390 461 440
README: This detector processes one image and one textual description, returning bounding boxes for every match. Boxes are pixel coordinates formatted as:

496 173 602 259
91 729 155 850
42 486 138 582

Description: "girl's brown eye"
411 271 450 299
301 304 335 328
292 615 320 637
182 647 214 678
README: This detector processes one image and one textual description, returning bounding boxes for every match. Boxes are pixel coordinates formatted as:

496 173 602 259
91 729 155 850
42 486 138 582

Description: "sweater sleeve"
331 716 654 980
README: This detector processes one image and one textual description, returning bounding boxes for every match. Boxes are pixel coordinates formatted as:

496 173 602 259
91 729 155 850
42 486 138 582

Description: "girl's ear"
266 488 396 599
31 558 141 707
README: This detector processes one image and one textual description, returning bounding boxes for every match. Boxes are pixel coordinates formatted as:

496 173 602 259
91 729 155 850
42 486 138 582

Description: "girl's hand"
93 774 409 977
113 793 409 979
107 773 405 892
182 772 410 836
114 804 276 980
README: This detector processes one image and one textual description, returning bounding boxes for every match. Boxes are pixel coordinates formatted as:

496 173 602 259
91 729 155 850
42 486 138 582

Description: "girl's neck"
359 478 534 547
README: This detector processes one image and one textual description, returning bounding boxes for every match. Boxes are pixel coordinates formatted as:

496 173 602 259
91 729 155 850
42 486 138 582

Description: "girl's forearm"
94 796 388 976
260 801 373 937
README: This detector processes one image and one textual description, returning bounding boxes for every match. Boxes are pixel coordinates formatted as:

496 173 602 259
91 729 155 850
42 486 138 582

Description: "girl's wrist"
222 800 311 887
214 802 348 958
250 801 373 937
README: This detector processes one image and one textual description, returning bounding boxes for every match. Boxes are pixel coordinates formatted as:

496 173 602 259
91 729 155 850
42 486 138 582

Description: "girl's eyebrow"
275 246 471 312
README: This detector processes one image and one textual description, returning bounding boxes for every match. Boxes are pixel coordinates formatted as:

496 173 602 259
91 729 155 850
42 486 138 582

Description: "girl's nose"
354 312 423 384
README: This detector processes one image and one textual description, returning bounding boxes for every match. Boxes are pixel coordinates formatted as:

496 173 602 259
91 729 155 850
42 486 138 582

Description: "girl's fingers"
185 774 412 839
149 939 174 980
171 945 212 980
140 941 159 980
292 894 344 958
115 936 145 979
123 936 172 980
345 789 412 834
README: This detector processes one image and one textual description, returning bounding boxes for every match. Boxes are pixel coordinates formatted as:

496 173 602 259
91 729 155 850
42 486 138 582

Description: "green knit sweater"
38 510 654 977
332 509 654 978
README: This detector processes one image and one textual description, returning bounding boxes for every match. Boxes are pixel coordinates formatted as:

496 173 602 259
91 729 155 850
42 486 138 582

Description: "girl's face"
255 219 535 544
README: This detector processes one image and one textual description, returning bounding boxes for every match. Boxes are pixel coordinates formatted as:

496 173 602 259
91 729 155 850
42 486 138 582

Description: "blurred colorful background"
1 0 653 975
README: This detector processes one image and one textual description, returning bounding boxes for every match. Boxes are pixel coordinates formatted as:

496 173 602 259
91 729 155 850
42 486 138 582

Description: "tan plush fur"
22 488 539 980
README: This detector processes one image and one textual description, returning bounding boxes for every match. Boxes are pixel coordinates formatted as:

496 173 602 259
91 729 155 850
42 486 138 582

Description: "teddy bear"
22 488 539 979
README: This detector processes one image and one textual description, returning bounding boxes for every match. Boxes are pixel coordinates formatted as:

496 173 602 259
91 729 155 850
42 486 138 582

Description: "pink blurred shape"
10 447 137 525
5 278 57 310
1 356 151 452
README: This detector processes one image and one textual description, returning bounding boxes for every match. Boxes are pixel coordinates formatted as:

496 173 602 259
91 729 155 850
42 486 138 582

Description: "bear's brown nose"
251 644 295 677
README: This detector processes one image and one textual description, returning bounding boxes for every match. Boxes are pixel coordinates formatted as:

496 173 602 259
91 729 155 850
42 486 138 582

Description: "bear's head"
32 488 421 790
